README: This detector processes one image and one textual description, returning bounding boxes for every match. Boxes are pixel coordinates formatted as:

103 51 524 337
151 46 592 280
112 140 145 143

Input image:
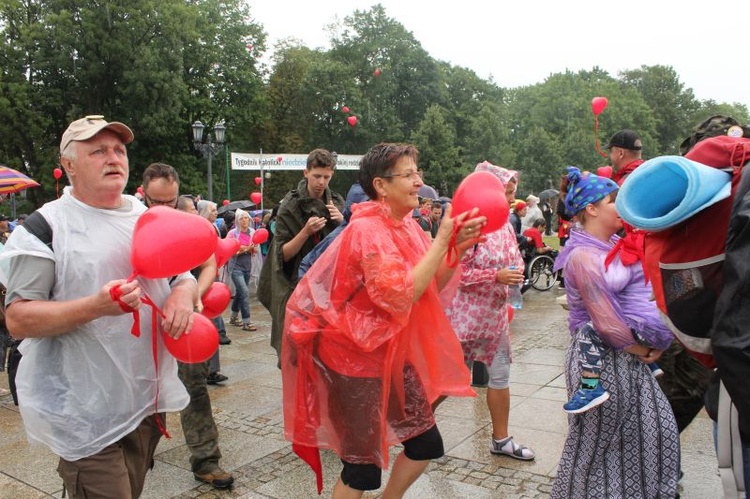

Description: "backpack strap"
22 211 53 250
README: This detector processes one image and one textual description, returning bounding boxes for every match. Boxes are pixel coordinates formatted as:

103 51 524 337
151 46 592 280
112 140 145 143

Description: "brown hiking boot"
194 468 234 489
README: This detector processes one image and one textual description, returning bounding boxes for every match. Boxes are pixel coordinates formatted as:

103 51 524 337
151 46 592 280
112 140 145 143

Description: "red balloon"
591 96 608 116
277 156 283 163
136 185 144 195
201 282 231 319
254 177 262 186
215 237 240 269
252 228 269 245
222 199 230 206
451 171 510 235
53 168 63 180
131 206 218 279
374 68 381 76
347 116 358 127
597 165 613 178
250 192 262 204
162 313 219 363
507 304 514 322
342 106 350 114
253 216 261 223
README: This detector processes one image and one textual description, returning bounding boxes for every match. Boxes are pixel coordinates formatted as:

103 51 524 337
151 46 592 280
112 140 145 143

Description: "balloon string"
595 116 607 158
55 179 59 199
445 219 465 268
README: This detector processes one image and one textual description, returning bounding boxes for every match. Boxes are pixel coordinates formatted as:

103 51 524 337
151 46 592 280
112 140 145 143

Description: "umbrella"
0 165 40 195
217 199 255 215
537 189 560 202
418 184 438 200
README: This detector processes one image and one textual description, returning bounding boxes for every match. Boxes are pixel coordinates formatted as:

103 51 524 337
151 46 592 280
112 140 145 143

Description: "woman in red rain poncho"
282 143 486 497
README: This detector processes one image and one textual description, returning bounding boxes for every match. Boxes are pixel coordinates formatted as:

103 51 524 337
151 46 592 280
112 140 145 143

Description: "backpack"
624 136 750 369
679 114 750 156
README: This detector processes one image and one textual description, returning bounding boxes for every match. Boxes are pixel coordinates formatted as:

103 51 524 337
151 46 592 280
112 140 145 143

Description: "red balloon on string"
201 282 231 319
591 97 608 116
597 166 613 178
53 167 63 180
250 192 262 204
347 116 358 127
507 304 514 322
253 216 261 224
342 106 350 114
374 68 381 76
254 177 262 185
131 206 218 279
277 156 283 163
451 171 509 235
252 228 269 245
162 313 219 363
215 237 240 269
222 199 230 206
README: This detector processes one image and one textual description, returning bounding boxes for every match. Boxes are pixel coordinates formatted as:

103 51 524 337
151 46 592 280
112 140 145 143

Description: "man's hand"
161 282 195 339
304 216 327 236
101 279 142 316
327 201 344 223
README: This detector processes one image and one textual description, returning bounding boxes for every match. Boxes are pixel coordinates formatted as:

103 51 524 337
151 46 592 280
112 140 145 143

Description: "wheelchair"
519 240 559 292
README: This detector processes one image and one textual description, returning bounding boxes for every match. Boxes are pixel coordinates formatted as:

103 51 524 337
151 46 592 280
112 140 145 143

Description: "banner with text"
231 153 363 171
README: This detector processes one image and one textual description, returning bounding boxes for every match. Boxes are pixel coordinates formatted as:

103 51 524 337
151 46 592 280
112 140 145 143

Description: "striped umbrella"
0 165 40 195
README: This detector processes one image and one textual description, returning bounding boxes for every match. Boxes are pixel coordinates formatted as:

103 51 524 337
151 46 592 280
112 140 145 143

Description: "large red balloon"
591 96 608 116
252 228 269 245
163 313 219 363
250 192 262 204
201 282 231 319
451 171 509 235
254 177 261 185
215 237 240 269
347 116 358 127
131 206 218 279
53 168 63 180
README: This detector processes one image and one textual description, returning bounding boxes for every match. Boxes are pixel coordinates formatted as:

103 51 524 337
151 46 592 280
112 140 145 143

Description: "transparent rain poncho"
282 201 474 490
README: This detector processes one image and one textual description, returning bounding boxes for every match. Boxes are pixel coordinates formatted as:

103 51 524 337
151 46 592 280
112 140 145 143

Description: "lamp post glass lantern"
191 120 226 202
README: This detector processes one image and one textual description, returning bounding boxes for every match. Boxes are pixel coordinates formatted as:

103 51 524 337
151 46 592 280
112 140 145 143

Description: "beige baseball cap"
60 115 134 155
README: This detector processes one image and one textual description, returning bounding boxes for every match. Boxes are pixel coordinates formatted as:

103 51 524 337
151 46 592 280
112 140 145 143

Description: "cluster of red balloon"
339 104 358 127
129 206 229 363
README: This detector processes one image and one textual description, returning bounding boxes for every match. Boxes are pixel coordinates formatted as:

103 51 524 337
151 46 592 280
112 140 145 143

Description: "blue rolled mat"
615 155 731 231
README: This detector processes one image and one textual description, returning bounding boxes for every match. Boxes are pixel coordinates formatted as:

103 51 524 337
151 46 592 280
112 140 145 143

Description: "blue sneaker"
648 362 664 378
563 384 610 414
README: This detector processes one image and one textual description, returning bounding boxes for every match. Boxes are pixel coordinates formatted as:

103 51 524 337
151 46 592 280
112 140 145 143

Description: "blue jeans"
231 266 251 322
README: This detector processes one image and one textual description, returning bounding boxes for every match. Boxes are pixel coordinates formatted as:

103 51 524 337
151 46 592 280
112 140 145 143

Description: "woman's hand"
435 205 487 252
496 267 524 285
638 348 663 364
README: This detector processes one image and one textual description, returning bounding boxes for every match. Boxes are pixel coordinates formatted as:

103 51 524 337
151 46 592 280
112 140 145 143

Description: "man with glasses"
258 148 345 365
141 163 235 490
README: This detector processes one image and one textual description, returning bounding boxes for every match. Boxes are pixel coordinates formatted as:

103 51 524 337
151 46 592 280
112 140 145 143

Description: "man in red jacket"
606 129 645 185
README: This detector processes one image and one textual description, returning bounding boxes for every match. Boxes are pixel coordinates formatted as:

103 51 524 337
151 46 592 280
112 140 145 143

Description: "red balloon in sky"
374 68 381 76
222 199 230 206
215 237 240 269
201 282 231 319
131 206 218 279
342 106 350 114
591 96 608 116
451 171 509 235
53 168 63 180
250 192 262 204
163 313 219 363
254 177 261 185
252 228 269 245
347 116 358 127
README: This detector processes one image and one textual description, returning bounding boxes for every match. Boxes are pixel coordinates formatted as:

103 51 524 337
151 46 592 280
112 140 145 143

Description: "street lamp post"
191 120 226 202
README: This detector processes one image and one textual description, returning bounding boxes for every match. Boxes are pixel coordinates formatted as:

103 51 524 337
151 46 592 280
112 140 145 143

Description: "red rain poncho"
282 201 474 492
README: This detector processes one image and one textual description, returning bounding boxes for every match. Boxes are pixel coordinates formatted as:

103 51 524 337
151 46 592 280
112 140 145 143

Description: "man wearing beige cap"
1 115 195 498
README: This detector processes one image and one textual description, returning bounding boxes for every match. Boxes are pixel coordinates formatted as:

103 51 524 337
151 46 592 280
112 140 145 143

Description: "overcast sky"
249 0 750 109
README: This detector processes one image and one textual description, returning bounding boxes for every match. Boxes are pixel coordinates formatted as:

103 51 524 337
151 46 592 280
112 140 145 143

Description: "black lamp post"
191 120 226 202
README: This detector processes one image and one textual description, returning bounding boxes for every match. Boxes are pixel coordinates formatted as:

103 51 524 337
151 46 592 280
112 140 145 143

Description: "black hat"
605 129 642 151
0 214 9 221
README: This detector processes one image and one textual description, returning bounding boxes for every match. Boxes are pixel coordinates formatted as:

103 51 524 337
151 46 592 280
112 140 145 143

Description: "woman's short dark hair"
359 143 419 200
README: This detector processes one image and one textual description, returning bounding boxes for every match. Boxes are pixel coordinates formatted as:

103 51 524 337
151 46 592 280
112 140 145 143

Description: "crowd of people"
0 114 746 499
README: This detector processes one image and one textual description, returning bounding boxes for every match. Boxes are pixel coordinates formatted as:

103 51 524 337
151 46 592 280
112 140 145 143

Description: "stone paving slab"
0 288 724 498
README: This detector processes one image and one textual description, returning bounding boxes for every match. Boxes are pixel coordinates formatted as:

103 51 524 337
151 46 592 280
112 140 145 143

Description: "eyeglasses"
381 169 424 181
144 193 178 208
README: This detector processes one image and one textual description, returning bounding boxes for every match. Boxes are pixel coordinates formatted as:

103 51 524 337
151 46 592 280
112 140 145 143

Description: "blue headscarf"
564 166 618 216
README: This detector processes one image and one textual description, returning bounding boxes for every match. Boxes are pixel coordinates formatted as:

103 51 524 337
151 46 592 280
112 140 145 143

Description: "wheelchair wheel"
529 254 557 291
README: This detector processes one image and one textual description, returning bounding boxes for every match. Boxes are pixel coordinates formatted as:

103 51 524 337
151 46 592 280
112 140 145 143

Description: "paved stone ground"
0 287 723 498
